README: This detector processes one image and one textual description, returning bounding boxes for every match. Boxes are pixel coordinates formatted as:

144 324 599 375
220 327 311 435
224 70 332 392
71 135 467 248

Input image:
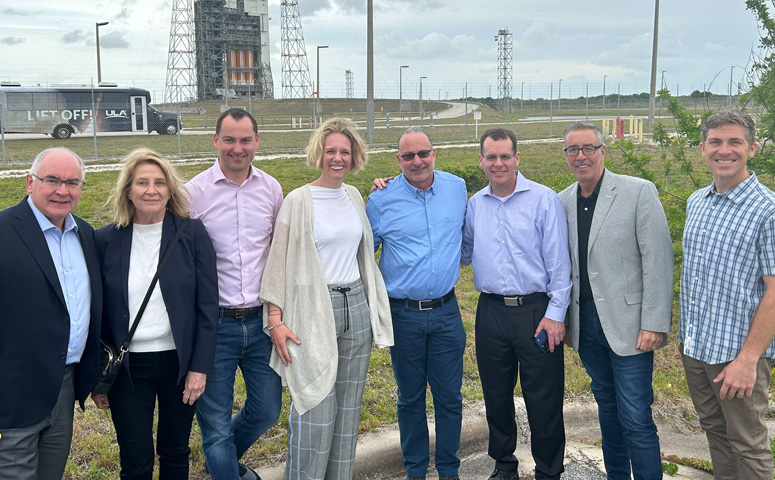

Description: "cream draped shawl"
260 184 393 415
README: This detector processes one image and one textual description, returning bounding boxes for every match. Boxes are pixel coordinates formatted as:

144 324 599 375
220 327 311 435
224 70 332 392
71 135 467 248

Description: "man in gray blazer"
559 122 673 480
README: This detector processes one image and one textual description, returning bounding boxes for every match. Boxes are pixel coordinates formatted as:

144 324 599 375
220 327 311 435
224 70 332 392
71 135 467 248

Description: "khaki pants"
681 351 773 480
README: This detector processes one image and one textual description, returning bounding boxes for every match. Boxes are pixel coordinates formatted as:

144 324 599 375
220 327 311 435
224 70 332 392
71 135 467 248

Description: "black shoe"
239 463 261 480
439 476 460 480
488 468 519 480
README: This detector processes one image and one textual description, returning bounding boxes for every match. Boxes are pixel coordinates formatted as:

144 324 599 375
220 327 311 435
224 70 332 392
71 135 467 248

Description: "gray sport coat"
560 170 674 356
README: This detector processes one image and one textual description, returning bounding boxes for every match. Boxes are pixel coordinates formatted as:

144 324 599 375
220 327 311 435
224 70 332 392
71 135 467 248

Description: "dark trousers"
108 350 196 480
475 293 565 480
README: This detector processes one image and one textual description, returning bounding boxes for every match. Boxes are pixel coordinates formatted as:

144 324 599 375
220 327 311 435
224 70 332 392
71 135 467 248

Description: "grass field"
2 126 771 478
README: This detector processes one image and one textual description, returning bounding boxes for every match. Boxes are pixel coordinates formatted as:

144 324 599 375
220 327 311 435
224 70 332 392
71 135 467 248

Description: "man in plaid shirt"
680 110 775 479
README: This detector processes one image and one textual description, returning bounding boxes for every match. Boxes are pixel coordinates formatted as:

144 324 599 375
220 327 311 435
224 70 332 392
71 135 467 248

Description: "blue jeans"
195 311 281 480
577 300 662 480
389 293 466 477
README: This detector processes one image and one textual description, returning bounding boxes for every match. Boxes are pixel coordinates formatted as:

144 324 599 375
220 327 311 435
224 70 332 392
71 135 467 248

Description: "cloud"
0 7 37 15
379 31 477 59
0 37 25 45
100 31 130 49
61 29 83 44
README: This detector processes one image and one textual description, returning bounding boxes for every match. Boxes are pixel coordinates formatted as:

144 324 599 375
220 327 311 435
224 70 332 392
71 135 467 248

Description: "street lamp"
603 75 608 109
419 76 427 127
521 82 525 110
558 79 562 110
315 45 328 128
96 21 109 84
399 65 408 127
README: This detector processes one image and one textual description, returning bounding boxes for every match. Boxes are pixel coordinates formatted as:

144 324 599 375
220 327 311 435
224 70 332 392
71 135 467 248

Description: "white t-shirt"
309 185 362 284
128 221 176 352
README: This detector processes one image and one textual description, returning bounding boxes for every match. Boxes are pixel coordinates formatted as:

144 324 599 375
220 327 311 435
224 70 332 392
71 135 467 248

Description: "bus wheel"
162 122 178 135
53 125 73 139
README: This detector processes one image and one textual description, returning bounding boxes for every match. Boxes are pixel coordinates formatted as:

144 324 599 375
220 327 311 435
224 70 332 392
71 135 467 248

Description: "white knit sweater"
260 184 393 415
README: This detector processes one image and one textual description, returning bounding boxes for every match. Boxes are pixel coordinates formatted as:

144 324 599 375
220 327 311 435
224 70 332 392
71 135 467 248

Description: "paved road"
254 399 718 480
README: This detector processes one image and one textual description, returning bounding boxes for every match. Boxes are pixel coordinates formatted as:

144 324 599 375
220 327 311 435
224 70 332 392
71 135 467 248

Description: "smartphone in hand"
535 330 549 353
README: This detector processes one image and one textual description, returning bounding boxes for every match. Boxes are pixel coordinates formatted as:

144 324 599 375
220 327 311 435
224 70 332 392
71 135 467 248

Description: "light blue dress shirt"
461 171 571 322
366 171 467 300
27 197 91 364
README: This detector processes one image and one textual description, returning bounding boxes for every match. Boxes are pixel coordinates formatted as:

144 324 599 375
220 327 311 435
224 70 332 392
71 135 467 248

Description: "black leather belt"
220 306 261 318
483 292 547 307
389 289 455 311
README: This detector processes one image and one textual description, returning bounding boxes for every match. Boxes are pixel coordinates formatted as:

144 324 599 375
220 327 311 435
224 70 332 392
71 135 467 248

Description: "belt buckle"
418 299 433 311
504 296 523 307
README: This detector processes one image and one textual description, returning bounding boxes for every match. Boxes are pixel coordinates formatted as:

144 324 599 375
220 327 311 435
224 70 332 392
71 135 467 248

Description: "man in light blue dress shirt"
0 148 102 480
367 127 467 480
462 128 571 480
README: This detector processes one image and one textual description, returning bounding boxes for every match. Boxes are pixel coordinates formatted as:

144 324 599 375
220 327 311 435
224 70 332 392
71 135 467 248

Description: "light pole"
521 82 525 109
558 79 562 110
315 45 328 128
729 65 735 106
399 65 408 128
648 0 660 128
602 75 608 109
419 76 427 127
96 21 109 84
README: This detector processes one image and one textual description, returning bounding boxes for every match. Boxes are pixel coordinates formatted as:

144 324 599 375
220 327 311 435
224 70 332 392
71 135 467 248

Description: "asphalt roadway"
251 397 742 480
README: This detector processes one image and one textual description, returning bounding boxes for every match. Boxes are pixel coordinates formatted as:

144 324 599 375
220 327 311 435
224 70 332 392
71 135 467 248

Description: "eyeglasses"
31 174 85 191
399 149 432 161
483 153 515 162
563 145 603 156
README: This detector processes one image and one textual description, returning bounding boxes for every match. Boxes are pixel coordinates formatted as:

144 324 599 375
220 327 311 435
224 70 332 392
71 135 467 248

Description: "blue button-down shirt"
366 171 467 300
27 197 91 364
680 172 775 364
461 171 571 322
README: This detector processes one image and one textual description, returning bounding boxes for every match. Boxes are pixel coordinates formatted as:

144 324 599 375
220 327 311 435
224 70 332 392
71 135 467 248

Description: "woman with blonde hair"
261 118 393 479
92 147 218 480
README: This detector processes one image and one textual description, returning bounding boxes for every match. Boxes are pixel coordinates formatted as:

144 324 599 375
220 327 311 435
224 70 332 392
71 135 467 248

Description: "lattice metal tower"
164 0 197 103
495 28 513 113
194 0 273 101
345 69 353 98
281 0 312 98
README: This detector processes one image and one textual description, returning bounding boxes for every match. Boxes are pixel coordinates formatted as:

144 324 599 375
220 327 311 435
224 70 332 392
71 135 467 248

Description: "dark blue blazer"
95 212 218 384
0 197 102 430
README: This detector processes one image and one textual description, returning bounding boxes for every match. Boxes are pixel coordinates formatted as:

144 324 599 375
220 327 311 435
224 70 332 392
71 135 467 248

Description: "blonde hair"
305 118 368 173
108 148 190 227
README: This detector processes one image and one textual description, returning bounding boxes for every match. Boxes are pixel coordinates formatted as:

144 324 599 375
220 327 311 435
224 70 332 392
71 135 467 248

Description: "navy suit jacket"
0 197 102 430
95 212 218 384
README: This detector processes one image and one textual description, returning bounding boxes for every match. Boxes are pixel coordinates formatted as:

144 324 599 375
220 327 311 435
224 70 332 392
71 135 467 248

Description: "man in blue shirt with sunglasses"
367 127 467 480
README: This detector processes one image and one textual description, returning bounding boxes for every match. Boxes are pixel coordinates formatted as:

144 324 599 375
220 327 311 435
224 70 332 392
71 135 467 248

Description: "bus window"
32 92 58 110
7 93 33 111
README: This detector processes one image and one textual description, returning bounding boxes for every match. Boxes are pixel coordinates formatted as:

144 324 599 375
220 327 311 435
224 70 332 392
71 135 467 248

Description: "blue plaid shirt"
679 172 775 364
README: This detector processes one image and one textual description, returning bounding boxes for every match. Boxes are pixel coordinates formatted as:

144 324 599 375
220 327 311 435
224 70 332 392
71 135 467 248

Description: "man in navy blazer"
559 122 673 480
0 148 102 480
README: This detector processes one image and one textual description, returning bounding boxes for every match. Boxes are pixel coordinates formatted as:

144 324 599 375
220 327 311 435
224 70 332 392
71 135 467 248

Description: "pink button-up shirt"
187 159 283 308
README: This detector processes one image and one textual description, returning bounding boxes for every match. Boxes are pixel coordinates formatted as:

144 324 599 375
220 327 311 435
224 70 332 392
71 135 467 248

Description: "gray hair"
30 148 85 180
397 126 433 150
701 110 756 145
563 122 604 146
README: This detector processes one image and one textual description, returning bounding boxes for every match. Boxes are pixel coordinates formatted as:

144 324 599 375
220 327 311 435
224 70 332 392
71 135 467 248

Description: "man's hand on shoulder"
534 317 565 353
370 176 395 193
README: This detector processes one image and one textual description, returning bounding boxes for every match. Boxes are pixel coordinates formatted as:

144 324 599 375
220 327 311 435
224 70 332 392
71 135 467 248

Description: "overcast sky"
0 0 764 102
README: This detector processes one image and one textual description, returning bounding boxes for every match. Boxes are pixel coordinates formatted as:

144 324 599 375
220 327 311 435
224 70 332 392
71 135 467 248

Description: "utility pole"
366 0 374 141
648 0 660 128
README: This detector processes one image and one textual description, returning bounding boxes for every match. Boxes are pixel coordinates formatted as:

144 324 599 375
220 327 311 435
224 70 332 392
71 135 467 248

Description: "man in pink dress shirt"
188 108 283 480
